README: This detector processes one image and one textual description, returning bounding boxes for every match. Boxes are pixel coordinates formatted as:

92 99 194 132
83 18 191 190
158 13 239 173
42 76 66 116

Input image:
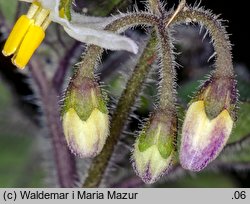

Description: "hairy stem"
53 0 135 92
53 41 81 92
148 0 163 15
71 12 158 79
30 60 77 187
157 25 176 109
83 33 158 187
169 7 234 77
105 13 158 32
148 0 177 110
59 12 157 187
43 88 78 187
76 45 102 78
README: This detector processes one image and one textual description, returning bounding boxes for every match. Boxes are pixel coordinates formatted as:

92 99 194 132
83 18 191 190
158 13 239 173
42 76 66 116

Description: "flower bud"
132 109 176 184
62 77 109 158
180 75 237 171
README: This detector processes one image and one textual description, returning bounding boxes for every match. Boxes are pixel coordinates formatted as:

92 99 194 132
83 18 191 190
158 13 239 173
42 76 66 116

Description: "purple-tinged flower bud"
62 77 109 158
132 109 176 184
180 75 237 171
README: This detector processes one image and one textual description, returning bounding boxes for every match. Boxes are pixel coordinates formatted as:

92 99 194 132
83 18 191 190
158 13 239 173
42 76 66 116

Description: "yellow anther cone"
12 25 45 69
2 15 33 56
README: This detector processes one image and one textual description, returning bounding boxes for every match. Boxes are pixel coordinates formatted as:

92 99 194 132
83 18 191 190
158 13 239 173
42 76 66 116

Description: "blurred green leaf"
0 133 44 187
237 79 250 101
0 81 44 187
0 81 11 107
84 0 124 16
0 0 17 24
108 75 126 97
178 77 250 104
0 134 30 187
219 145 250 163
158 171 237 187
178 80 200 104
228 102 250 144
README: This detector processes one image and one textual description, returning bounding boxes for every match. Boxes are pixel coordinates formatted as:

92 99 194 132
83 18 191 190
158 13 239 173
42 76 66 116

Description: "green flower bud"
62 77 109 158
132 109 176 184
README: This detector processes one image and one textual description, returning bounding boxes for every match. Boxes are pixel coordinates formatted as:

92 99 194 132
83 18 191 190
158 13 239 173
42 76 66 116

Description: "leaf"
178 80 200 104
158 171 237 187
82 0 124 16
0 133 43 188
217 103 250 165
0 0 17 24
227 102 250 144
215 140 250 172
220 144 250 163
178 77 250 104
237 79 250 101
0 81 11 107
59 0 73 21
0 81 44 187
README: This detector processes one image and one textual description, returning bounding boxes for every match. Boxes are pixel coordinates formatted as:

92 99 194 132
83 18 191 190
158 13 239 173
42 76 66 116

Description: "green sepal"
138 111 176 159
157 134 174 159
62 77 108 121
138 128 155 152
59 0 72 21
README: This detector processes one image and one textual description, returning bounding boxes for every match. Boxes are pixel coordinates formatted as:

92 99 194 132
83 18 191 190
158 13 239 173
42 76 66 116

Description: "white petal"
70 12 118 29
39 0 58 11
64 26 138 53
19 0 33 2
32 0 138 53
19 0 58 11
52 13 138 53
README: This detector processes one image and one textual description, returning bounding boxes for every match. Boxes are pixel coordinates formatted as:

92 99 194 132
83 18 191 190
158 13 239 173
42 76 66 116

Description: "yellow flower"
2 2 50 69
63 108 109 158
2 0 138 69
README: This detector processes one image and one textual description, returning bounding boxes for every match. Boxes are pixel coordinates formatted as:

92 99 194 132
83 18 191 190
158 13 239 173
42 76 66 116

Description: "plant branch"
156 25 176 109
148 0 163 15
105 12 158 32
72 12 158 84
54 12 157 93
53 41 81 92
83 33 158 187
168 6 234 78
29 59 78 187
56 24 67 48
148 0 178 110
